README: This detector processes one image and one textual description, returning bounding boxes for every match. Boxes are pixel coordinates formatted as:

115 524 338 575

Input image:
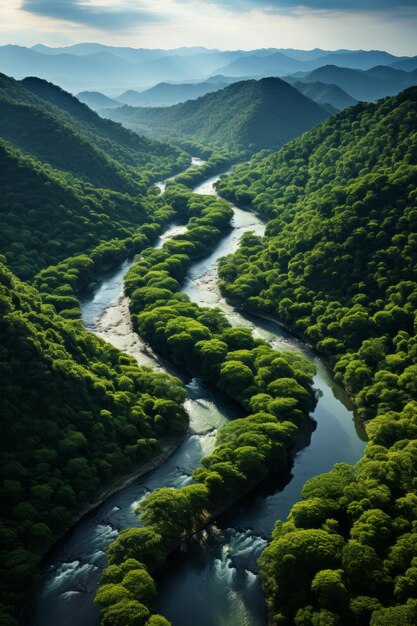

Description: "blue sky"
2 1 417 54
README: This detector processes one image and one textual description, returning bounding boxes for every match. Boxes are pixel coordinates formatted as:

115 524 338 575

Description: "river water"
25 170 366 626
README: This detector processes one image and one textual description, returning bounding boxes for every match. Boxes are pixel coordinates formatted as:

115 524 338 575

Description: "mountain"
366 64 414 84
216 86 417 624
31 43 234 62
390 55 417 71
278 48 389 64
117 76 238 106
117 78 237 107
0 73 185 191
214 51 305 77
293 80 357 111
0 73 188 278
117 89 143 105
277 48 331 61
122 51 241 87
299 64 417 101
308 49 404 70
0 44 142 91
76 91 122 110
0 45 224 91
0 45 410 93
0 45 241 91
215 49 407 79
31 43 171 62
118 81 219 107
105 77 329 152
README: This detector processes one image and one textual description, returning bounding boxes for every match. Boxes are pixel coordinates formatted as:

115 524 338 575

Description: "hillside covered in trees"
0 261 188 624
2 40 417 626
216 87 417 624
104 78 329 153
0 73 189 279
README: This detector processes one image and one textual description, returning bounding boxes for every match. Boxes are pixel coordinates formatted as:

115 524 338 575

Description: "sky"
1 0 417 55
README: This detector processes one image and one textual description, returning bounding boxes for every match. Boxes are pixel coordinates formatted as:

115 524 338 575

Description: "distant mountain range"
79 62 415 114
104 77 329 152
292 81 357 111
209 49 407 77
77 90 122 109
78 76 345 113
291 65 417 102
0 44 413 93
115 76 237 107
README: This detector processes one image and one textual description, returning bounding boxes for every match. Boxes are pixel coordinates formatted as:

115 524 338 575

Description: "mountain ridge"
297 64 417 101
0 44 410 93
104 77 329 152
0 72 188 278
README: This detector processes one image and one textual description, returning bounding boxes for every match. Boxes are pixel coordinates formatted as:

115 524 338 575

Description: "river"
24 169 366 626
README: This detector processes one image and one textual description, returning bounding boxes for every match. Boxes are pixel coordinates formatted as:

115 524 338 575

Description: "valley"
0 33 417 626
24 169 364 626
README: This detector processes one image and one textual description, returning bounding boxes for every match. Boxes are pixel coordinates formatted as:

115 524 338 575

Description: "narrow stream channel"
25 168 366 626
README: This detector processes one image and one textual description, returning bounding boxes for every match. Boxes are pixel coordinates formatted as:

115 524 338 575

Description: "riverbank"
26 167 365 626
19 432 188 624
50 432 189 552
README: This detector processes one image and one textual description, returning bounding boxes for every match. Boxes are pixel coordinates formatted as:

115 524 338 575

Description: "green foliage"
172 153 236 188
106 77 329 153
216 88 417 623
101 600 150 626
0 73 189 279
0 261 187 620
95 178 316 624
33 220 173 319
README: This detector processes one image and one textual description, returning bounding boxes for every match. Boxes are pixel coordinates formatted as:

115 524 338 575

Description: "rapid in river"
25 165 366 626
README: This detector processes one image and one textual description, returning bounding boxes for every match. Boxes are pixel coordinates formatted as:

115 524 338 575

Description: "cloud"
202 0 417 15
21 0 164 30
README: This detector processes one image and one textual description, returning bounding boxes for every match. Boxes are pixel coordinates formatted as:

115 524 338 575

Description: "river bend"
25 168 366 626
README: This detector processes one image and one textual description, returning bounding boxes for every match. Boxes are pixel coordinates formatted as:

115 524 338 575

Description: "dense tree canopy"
0 261 187 624
94 181 317 626
216 87 417 624
0 73 189 280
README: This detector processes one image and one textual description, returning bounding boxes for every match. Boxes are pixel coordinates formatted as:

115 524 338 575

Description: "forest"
104 78 329 153
215 87 417 624
0 73 189 280
1 61 417 626
92 179 317 626
0 260 187 624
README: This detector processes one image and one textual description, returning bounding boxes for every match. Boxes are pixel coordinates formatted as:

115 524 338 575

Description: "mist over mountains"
1 43 416 95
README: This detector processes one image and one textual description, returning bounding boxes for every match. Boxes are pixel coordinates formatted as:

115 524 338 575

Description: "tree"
101 600 150 626
107 527 165 569
311 569 348 610
122 569 156 606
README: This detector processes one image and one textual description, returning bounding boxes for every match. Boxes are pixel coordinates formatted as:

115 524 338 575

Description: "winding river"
25 168 366 626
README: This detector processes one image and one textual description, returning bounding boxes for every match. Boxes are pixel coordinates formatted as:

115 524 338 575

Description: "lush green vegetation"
3 57 416 626
1 74 188 190
172 153 236 188
32 206 179 320
0 260 188 625
94 181 317 625
0 73 189 280
216 87 417 624
105 78 329 153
